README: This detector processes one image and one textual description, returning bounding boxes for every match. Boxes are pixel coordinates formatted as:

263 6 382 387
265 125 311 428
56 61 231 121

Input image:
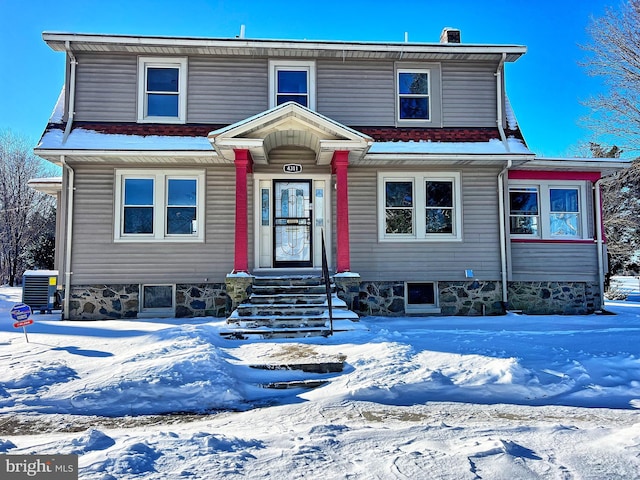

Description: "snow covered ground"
1 285 639 479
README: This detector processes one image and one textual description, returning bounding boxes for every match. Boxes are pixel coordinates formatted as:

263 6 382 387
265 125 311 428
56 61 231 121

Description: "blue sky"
0 0 611 157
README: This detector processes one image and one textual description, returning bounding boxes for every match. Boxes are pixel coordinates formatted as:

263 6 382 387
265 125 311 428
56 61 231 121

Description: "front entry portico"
208 102 373 275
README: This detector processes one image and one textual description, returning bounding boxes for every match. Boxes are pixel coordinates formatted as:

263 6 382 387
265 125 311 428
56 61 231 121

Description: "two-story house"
33 28 629 321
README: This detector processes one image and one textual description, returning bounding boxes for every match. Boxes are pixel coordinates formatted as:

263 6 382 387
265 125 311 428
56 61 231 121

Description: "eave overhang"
33 147 218 165
514 157 633 176
27 177 62 196
43 32 526 62
208 102 373 165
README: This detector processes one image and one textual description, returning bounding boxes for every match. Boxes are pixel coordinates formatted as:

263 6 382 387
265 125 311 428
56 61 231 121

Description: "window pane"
550 213 579 236
386 182 413 207
124 178 153 205
124 207 153 234
147 93 178 117
399 97 429 120
386 209 413 234
168 179 196 206
399 72 429 94
407 282 435 305
167 207 196 234
426 209 453 233
276 94 308 107
426 181 453 207
510 216 538 235
277 70 308 93
509 190 538 214
147 67 179 92
143 285 173 309
550 189 579 213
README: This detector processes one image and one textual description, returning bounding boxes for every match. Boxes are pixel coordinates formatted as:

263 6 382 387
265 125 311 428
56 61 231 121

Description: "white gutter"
60 155 75 320
43 32 528 57
62 41 77 144
595 178 605 310
495 52 509 152
497 159 512 308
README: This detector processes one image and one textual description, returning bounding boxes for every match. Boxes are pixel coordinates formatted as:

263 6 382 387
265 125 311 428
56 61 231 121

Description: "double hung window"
137 57 187 123
115 170 204 242
379 172 462 241
397 69 430 121
508 182 586 240
269 60 316 109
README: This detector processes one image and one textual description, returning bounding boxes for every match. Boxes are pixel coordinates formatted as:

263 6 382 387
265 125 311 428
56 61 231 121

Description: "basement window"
405 282 441 314
139 284 175 317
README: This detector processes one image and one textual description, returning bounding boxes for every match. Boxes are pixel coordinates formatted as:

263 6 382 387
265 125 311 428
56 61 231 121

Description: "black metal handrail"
321 229 334 335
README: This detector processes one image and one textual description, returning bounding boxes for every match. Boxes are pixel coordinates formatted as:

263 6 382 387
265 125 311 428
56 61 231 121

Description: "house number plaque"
283 164 302 173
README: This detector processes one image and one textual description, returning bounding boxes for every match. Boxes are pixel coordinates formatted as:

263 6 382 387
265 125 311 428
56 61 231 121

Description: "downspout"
498 159 512 310
63 41 77 144
495 53 509 152
60 156 75 320
595 178 605 310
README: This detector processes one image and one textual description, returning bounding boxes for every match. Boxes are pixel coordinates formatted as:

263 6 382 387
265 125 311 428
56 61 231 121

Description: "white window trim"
396 68 431 123
137 56 188 123
268 60 316 110
138 284 175 318
378 172 462 242
114 169 205 242
508 180 589 240
405 282 441 314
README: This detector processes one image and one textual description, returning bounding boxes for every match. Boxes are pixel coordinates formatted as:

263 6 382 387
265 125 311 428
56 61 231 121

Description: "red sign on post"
13 319 34 328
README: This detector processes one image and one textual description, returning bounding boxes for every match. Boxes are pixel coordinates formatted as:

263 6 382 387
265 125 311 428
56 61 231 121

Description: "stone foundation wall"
69 284 139 320
338 279 600 317
507 281 601 314
439 281 504 315
68 283 230 320
175 283 229 318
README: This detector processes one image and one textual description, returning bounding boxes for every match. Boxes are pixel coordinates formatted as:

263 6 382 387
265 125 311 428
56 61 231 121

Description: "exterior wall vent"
440 28 461 44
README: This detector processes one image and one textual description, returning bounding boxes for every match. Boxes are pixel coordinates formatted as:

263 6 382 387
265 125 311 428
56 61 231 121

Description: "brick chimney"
440 28 461 44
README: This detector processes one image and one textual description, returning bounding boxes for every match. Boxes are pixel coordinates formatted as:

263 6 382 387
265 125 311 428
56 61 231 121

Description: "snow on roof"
49 87 65 124
504 95 518 131
37 127 214 151
37 126 532 156
369 137 532 155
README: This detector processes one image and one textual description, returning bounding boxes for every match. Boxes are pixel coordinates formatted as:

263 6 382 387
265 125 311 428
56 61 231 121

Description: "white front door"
255 175 330 270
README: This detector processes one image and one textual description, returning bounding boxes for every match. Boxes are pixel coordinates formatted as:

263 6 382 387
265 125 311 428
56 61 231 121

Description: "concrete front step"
252 276 325 287
228 308 360 322
222 275 360 339
251 284 331 295
219 321 367 339
247 293 327 305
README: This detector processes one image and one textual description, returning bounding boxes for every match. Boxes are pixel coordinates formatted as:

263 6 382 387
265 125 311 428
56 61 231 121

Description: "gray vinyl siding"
510 243 599 282
317 60 395 126
349 166 502 281
71 53 501 128
74 54 138 122
69 163 237 285
188 57 268 124
441 62 498 127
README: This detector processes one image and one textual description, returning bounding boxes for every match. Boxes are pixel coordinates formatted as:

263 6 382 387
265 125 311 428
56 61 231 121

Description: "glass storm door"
273 180 312 267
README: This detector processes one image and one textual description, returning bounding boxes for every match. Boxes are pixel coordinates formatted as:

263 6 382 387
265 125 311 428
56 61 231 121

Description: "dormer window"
137 57 187 123
269 60 316 110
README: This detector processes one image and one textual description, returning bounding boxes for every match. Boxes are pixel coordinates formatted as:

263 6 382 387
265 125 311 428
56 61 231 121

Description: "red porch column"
332 150 351 272
233 149 253 273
